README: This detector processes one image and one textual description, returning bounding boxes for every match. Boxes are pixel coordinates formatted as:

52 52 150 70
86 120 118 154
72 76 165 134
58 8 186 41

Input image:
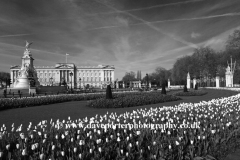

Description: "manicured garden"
0 91 181 111
0 89 239 160
172 89 208 96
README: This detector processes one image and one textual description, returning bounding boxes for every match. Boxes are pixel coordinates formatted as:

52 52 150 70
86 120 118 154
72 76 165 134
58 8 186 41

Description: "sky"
0 0 240 80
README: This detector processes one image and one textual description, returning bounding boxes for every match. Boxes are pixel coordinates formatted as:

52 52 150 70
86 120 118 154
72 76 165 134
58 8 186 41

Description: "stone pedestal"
216 76 220 88
193 78 196 88
123 82 125 88
14 74 29 89
116 81 119 89
29 87 36 94
187 72 191 88
168 79 170 88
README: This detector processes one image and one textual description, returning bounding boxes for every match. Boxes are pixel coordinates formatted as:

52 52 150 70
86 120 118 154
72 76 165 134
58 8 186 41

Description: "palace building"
9 41 115 89
10 63 115 89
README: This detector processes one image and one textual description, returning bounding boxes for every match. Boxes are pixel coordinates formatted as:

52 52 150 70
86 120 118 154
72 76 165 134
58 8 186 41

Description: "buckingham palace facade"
10 63 115 88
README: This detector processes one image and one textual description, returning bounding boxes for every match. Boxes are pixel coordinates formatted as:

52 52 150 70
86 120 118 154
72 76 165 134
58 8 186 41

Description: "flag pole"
66 53 67 63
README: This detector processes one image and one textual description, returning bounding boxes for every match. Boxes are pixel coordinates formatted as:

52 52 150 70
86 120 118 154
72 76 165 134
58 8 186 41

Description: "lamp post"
128 73 130 89
70 72 73 91
79 77 81 89
146 73 149 90
50 77 53 86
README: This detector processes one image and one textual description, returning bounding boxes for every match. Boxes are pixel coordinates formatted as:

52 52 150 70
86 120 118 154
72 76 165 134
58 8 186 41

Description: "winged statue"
25 41 33 49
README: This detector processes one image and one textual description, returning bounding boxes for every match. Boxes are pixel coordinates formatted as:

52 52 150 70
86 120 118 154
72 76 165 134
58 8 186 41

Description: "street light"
128 73 130 88
146 73 149 90
79 77 81 89
70 72 73 91
50 77 53 86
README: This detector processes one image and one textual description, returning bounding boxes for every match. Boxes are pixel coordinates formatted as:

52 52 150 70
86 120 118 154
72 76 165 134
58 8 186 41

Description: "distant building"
10 63 115 88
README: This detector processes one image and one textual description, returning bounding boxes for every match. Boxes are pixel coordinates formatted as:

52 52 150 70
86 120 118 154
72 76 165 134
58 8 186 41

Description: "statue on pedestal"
14 41 40 89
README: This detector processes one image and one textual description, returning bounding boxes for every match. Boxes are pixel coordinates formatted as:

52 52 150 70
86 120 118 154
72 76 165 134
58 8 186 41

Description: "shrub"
161 83 166 94
184 84 188 92
195 83 198 90
87 92 181 108
106 85 113 99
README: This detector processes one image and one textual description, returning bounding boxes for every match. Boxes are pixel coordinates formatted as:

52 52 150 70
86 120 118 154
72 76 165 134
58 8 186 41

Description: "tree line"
122 29 240 85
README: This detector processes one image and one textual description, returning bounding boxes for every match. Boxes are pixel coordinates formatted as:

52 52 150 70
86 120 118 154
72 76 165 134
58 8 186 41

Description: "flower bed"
87 92 181 108
0 94 240 159
0 91 169 111
172 89 208 96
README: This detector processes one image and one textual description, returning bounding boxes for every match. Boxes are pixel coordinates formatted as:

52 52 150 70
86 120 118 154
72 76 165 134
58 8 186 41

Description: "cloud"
191 32 201 39
115 16 129 26
199 26 240 50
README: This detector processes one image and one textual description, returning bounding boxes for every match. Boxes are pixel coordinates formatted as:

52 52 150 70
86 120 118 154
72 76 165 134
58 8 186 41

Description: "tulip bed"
0 91 173 111
0 94 240 159
87 92 181 108
173 90 208 96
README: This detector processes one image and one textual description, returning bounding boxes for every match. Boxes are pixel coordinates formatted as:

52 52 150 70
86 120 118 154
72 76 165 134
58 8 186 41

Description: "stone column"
10 70 13 82
72 70 74 88
193 78 196 88
139 81 141 88
187 72 191 88
111 70 114 82
149 82 151 88
101 70 104 82
168 79 170 88
216 76 220 88
116 81 119 89
123 82 125 88
60 70 62 80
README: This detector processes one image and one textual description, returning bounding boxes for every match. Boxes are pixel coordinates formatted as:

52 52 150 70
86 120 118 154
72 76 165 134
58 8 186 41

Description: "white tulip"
22 148 27 156
31 144 36 150
176 141 179 146
39 153 44 160
117 137 121 142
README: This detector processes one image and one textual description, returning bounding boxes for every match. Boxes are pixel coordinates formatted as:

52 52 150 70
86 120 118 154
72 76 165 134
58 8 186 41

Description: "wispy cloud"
191 32 201 39
0 0 240 79
93 0 210 15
